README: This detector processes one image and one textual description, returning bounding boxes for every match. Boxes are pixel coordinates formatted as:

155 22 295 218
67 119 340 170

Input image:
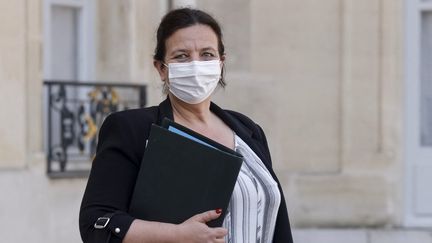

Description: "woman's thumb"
194 209 222 223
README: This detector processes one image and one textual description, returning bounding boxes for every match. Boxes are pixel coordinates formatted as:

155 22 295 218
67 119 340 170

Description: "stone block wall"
206 0 404 227
0 0 406 242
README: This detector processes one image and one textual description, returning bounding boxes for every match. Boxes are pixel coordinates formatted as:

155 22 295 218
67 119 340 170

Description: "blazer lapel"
156 98 273 169
209 103 273 169
209 103 252 140
156 97 174 125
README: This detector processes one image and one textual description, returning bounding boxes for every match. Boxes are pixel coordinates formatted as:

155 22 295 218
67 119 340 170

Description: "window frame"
404 0 432 227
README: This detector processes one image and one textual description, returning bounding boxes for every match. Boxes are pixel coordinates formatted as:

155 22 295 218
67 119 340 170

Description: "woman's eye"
202 52 215 57
174 54 188 59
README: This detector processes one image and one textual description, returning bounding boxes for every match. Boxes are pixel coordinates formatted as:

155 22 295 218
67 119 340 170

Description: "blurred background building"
0 0 431 242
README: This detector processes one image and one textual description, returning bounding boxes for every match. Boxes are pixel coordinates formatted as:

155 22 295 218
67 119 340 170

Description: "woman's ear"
220 54 226 69
153 60 168 81
220 54 226 63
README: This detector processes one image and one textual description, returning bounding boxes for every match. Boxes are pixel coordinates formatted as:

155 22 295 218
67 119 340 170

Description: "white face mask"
166 60 221 104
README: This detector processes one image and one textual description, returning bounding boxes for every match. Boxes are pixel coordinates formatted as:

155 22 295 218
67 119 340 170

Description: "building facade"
0 0 431 242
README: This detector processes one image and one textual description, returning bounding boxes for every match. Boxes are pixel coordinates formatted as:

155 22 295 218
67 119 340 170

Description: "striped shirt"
223 134 281 243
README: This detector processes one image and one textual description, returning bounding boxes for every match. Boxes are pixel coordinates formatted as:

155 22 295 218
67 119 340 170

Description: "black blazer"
79 98 293 243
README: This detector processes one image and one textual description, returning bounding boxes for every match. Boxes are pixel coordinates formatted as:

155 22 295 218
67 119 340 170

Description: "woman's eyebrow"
201 47 217 52
169 49 189 55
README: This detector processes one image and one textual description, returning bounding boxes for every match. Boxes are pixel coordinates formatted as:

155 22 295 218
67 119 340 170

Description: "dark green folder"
128 118 243 227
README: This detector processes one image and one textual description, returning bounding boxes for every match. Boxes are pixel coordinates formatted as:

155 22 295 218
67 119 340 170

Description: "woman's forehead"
165 24 218 51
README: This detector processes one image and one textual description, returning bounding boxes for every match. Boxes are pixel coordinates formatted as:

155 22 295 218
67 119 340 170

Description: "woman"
79 8 293 243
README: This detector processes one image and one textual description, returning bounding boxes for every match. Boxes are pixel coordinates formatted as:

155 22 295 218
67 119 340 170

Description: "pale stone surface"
129 0 167 106
26 0 44 161
0 165 86 243
293 229 368 243
291 175 392 227
95 0 166 106
0 1 28 168
196 0 251 71
380 0 404 226
369 230 432 243
341 0 384 171
0 0 42 169
292 229 432 243
96 0 132 81
172 0 196 9
249 0 343 173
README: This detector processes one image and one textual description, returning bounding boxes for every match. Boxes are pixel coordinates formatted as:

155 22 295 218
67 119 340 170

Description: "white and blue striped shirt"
223 135 281 243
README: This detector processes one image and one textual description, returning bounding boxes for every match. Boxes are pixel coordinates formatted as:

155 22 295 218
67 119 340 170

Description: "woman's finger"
214 238 225 243
213 227 228 238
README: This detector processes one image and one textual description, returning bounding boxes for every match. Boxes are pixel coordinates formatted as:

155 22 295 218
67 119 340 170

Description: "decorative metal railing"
44 81 147 178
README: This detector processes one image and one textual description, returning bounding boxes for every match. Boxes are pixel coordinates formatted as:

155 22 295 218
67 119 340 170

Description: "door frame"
404 0 432 227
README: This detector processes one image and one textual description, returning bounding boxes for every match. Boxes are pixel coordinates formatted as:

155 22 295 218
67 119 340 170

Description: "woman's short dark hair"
154 8 226 89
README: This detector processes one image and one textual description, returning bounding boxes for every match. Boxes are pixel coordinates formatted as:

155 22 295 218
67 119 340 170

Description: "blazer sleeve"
79 113 141 243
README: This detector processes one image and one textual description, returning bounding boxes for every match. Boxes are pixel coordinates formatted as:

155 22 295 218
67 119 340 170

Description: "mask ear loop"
219 60 224 84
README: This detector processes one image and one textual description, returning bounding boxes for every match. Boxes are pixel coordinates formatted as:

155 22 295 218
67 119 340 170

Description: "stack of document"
128 118 243 227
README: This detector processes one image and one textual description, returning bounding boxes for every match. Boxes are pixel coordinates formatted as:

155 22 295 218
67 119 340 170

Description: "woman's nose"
190 53 200 61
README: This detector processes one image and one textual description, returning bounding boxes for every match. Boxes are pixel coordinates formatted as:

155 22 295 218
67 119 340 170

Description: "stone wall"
0 1 29 168
0 0 406 242
204 0 404 227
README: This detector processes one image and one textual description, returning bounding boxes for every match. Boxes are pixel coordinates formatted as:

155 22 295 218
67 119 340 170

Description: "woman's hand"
122 209 227 243
176 209 228 243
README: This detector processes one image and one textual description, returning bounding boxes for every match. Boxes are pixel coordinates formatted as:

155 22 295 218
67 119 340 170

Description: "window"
43 0 97 177
44 0 95 80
